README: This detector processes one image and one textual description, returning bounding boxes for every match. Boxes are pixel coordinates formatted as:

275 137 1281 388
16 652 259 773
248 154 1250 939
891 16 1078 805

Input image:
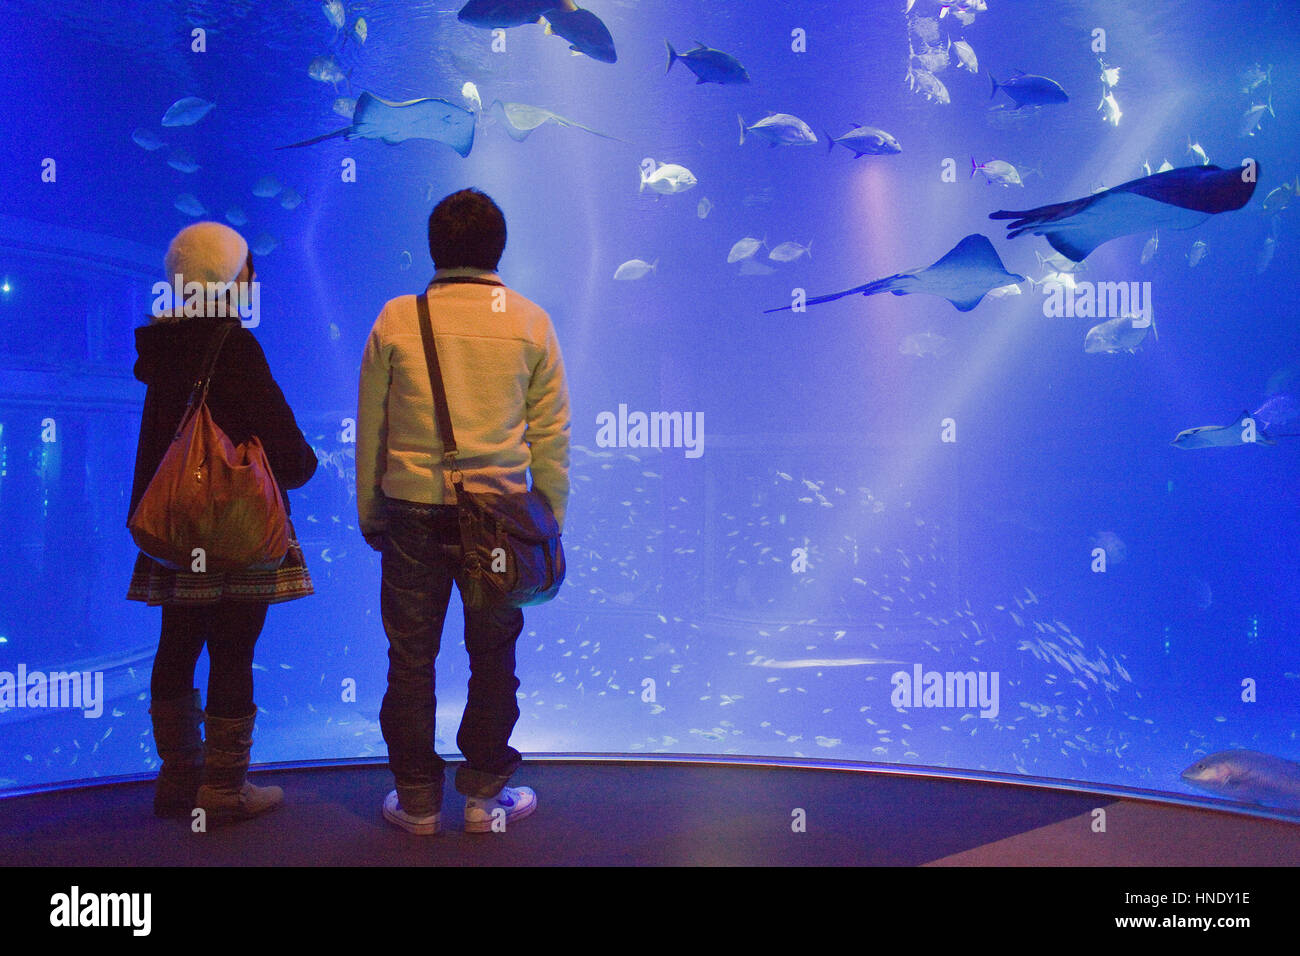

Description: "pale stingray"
764 234 1025 314
277 91 475 157
991 164 1258 263
490 100 624 142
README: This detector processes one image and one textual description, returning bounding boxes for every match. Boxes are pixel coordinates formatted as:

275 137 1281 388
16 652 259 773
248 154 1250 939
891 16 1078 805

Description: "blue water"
1 0 1297 814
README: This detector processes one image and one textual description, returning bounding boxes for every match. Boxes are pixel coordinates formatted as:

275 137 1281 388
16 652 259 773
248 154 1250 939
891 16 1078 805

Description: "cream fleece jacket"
356 269 571 536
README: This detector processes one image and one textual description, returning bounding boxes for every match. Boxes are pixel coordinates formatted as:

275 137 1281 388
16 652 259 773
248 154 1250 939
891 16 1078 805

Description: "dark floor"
2 760 1298 866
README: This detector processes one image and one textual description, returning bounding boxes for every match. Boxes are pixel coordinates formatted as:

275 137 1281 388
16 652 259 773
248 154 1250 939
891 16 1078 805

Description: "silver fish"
1084 314 1156 354
1240 95 1274 138
161 96 214 127
738 112 817 147
174 193 206 217
613 258 657 280
768 241 811 263
727 237 763 263
1140 232 1158 265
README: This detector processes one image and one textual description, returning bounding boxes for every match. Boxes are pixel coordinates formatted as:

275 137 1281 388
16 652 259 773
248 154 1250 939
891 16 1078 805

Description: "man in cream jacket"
356 189 570 836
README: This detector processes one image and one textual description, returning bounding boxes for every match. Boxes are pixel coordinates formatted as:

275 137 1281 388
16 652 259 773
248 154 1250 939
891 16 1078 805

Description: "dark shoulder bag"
416 283 565 610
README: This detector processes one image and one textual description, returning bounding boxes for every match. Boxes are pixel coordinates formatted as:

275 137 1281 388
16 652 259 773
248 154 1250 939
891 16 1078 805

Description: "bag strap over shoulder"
415 292 462 484
428 275 504 288
174 321 237 441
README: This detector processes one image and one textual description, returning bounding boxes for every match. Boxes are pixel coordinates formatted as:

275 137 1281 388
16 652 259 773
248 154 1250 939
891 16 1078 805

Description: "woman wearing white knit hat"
128 221 318 825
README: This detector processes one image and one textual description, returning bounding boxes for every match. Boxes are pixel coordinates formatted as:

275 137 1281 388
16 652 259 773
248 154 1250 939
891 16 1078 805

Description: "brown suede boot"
195 710 282 826
149 689 205 818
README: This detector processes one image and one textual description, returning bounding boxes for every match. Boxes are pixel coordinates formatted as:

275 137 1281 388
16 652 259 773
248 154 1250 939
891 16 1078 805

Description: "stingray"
489 99 624 142
763 234 1025 314
1171 410 1284 449
990 164 1258 263
277 92 475 157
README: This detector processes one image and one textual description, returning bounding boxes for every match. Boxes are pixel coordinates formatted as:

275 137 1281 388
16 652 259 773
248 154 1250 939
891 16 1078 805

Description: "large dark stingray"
990 164 1258 263
277 92 475 157
763 234 1025 314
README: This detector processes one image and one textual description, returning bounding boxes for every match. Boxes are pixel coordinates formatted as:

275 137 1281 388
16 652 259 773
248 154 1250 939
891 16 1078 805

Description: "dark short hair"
428 189 506 270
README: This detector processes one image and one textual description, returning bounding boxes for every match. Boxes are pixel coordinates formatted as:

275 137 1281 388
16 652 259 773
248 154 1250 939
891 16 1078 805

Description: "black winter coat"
128 316 317 522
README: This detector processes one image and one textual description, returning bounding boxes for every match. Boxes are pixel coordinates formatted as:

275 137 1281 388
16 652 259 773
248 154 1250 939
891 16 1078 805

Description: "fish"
752 657 904 669
1187 239 1208 267
1257 234 1277 274
280 188 304 210
989 71 1068 108
1084 314 1156 354
909 41 949 74
225 207 248 227
951 39 978 73
1157 159 1174 173
826 125 901 157
639 159 697 194
665 40 749 84
1030 270 1075 294
353 16 367 43
990 164 1259 263
461 82 481 112
131 128 165 151
490 100 622 142
1262 180 1294 212
768 241 811 263
971 157 1022 187
322 1 345 30
1187 137 1209 165
1253 393 1298 428
696 196 712 219
277 92 476 157
1181 750 1300 808
308 56 348 88
251 233 279 257
739 112 817 147
540 8 617 63
1090 531 1126 563
614 258 657 280
1171 410 1277 449
763 234 1026 314
1140 232 1158 264
986 104 1039 128
727 237 763 263
1240 94 1274 137
174 193 206 217
1098 91 1121 126
399 250 412 271
899 331 952 357
1238 63 1272 95
1098 58 1120 88
252 176 282 198
907 68 950 105
333 97 357 119
166 149 199 173
161 96 215 127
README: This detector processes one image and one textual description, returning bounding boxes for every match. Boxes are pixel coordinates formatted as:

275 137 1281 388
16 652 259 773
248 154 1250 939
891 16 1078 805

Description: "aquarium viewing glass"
0 0 1297 817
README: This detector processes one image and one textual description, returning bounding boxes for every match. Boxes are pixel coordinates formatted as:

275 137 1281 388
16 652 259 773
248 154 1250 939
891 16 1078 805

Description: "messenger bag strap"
174 321 236 441
415 292 462 483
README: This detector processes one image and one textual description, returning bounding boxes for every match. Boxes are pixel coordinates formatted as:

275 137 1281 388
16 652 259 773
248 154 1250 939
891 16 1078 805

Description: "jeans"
153 602 268 718
379 498 525 813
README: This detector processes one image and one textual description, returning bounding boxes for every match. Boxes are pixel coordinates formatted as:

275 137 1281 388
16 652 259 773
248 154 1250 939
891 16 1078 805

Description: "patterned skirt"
126 521 314 606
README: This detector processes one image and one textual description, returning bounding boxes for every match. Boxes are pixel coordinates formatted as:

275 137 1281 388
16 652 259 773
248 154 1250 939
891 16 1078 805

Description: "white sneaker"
464 786 537 833
383 790 441 835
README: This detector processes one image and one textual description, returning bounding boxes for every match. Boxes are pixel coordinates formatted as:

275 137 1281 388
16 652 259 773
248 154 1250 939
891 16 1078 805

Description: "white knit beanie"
164 221 248 287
